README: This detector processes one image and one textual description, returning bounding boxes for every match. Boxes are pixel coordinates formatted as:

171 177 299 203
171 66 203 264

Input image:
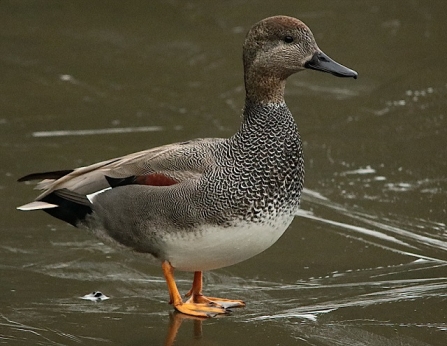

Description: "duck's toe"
174 300 230 318
203 297 246 309
184 293 245 312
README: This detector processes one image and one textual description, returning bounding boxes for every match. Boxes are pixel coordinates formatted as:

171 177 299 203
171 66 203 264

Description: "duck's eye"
284 36 294 44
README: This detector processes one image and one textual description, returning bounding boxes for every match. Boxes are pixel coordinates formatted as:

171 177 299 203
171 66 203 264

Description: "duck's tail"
17 170 92 227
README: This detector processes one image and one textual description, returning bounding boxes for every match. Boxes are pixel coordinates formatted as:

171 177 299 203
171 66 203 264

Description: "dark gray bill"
305 51 358 79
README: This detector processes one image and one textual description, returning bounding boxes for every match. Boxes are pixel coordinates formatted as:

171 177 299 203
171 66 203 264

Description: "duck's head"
243 16 357 103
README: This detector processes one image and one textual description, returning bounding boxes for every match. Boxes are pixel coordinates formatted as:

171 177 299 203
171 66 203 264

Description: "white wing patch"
86 187 112 203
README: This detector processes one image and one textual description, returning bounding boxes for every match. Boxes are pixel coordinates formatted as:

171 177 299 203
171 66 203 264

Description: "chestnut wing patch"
105 173 178 188
135 173 178 186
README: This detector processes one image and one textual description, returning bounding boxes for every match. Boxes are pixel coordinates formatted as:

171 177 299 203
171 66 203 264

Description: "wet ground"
1 1 446 345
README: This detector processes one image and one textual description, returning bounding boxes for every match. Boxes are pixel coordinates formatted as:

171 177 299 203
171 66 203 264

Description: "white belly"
163 214 294 272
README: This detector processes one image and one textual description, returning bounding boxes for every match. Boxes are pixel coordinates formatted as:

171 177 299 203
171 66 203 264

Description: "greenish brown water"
1 1 446 345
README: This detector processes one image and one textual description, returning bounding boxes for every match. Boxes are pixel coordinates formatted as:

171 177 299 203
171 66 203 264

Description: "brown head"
243 16 357 104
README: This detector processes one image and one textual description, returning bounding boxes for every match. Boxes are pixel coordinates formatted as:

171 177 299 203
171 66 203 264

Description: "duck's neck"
244 69 287 105
228 97 298 159
233 66 298 145
240 99 295 135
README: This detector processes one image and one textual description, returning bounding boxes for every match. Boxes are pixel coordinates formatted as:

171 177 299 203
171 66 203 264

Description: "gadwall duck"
18 16 357 317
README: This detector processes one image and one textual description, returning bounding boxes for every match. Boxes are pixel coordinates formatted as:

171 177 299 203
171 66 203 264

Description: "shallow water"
1 1 446 345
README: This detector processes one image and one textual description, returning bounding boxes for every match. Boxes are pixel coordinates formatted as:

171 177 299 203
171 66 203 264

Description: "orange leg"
162 261 235 318
185 271 246 309
162 261 183 306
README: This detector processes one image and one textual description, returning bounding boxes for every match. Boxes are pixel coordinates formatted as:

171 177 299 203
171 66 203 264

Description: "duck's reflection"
164 312 204 346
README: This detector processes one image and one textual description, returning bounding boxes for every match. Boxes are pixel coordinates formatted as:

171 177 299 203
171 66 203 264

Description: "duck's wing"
18 137 224 210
